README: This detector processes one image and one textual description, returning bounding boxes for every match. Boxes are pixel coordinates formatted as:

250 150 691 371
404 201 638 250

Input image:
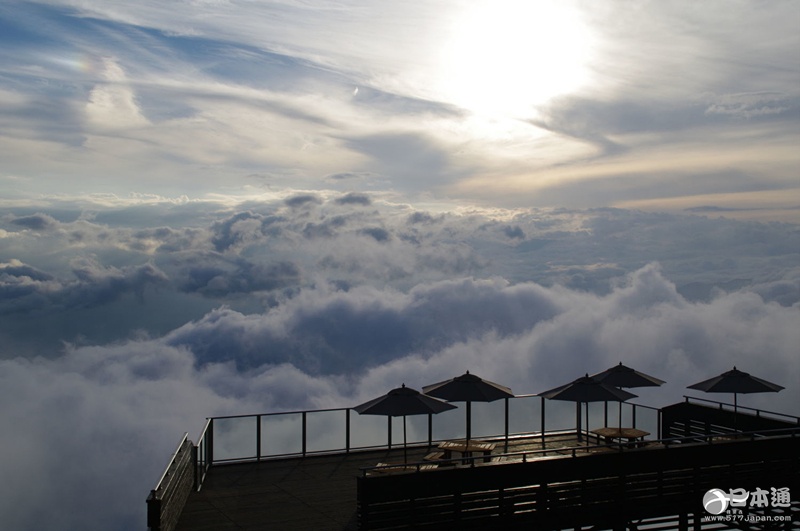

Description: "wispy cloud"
2 1 797 215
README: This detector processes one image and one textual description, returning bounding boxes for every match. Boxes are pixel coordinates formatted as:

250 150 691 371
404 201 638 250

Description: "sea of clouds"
1 193 798 530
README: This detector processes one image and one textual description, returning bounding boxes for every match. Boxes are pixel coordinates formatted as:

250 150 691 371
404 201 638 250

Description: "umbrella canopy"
423 371 514 402
687 366 783 431
423 371 514 443
687 366 784 395
591 362 665 389
354 384 457 463
539 374 638 403
591 362 665 429
354 384 458 417
538 374 637 441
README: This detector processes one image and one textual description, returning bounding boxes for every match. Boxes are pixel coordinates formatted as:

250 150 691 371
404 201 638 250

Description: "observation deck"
147 396 800 530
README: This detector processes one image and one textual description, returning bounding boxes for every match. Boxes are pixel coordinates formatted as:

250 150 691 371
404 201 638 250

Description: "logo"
702 487 792 524
703 488 729 515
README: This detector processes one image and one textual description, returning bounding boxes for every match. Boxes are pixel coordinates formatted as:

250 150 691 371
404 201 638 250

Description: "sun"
436 0 593 119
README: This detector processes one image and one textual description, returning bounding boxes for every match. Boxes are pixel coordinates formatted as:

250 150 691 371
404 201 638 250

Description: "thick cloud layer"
0 198 798 531
0 263 798 531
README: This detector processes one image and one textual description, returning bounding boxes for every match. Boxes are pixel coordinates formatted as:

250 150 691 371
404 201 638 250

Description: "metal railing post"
541 396 546 447
428 413 433 447
504 397 509 446
302 411 307 456
256 415 262 462
192 444 199 491
657 409 662 439
208 418 214 466
346 409 351 454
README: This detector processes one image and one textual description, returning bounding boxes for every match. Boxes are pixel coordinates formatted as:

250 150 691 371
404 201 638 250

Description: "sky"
0 1 798 530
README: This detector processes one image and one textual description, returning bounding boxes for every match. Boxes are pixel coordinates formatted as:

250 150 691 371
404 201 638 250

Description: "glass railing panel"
469 400 506 439
213 416 257 461
430 406 465 442
349 413 391 449
391 415 416 446
306 410 347 453
261 413 302 457
540 399 579 433
630 404 660 437
507 395 542 435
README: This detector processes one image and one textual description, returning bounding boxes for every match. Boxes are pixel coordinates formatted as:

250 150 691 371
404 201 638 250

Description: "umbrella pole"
541 396 546 449
403 415 408 464
576 401 582 442
466 401 472 445
734 393 738 433
585 402 589 441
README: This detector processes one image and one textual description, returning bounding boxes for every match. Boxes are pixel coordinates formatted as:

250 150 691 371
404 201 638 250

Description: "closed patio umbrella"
423 371 514 445
687 366 783 431
354 384 457 463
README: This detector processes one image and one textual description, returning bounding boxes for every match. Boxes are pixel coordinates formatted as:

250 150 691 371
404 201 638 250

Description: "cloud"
704 92 794 119
210 210 283 252
335 192 372 206
344 132 457 190
2 2 797 214
85 57 149 131
8 212 59 230
1 3 798 528
0 257 168 314
177 256 301 297
1 262 797 531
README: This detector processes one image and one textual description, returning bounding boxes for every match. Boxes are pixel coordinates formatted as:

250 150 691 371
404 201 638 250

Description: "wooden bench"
368 462 438 475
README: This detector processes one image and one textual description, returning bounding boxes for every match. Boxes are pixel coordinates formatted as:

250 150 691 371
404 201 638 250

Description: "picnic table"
590 427 650 447
437 440 496 463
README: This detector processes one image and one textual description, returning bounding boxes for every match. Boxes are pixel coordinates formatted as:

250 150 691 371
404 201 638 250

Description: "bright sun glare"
437 0 592 119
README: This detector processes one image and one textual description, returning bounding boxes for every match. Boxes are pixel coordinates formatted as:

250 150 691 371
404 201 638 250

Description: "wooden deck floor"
175 434 603 531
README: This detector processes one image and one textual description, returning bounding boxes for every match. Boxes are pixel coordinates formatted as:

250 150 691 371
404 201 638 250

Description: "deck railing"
683 395 800 424
356 429 800 531
155 395 793 495
146 433 194 531
148 396 796 530
358 425 800 476
189 394 661 487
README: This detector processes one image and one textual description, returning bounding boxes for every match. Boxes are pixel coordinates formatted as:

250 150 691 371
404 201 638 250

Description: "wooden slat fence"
147 435 195 531
357 435 800 530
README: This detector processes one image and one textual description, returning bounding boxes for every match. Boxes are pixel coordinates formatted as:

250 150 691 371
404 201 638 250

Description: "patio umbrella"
591 362 665 429
538 374 637 441
354 384 457 463
423 371 514 445
687 366 784 431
